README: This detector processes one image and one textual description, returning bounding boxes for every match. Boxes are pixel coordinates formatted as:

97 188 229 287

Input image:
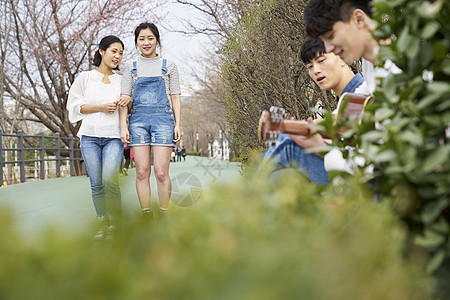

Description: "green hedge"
186 151 201 156
0 168 431 299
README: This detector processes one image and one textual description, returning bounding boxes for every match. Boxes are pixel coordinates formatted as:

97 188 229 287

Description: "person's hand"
121 127 130 144
102 102 118 114
288 117 326 150
173 125 181 142
116 94 132 107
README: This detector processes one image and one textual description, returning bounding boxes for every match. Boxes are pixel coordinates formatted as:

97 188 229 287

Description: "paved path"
0 157 241 237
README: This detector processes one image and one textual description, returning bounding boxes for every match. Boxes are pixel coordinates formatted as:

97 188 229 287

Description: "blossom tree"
0 0 163 174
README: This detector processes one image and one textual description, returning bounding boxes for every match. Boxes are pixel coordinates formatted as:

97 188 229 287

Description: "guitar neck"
258 93 371 143
280 120 309 135
281 120 327 137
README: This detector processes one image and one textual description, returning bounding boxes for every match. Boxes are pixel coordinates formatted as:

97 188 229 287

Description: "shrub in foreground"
0 171 431 299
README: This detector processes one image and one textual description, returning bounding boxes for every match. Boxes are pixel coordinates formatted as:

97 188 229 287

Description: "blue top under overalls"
128 59 175 147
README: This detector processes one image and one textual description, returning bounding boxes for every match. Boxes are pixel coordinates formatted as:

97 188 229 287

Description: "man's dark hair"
304 0 372 38
300 38 326 64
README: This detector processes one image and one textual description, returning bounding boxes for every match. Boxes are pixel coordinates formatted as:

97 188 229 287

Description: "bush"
0 168 431 299
186 151 201 156
344 0 450 275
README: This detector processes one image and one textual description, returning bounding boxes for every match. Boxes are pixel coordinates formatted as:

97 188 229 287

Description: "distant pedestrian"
176 146 182 162
171 148 176 162
181 146 186 161
120 145 131 176
67 35 128 240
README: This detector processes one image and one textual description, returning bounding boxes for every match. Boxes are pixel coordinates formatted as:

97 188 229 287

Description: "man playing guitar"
259 38 369 184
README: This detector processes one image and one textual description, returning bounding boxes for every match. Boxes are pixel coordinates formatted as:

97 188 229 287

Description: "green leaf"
361 131 385 142
376 150 397 163
340 129 355 139
417 93 443 110
423 115 443 127
442 112 450 125
374 107 394 121
385 165 405 174
432 40 447 58
429 217 450 235
419 42 434 68
417 0 445 19
373 0 391 15
420 145 450 173
426 81 450 95
422 198 449 224
437 100 450 111
397 26 410 53
421 21 440 39
442 60 450 75
415 230 445 247
399 131 423 146
407 37 421 59
388 117 410 133
426 249 446 274
381 74 398 98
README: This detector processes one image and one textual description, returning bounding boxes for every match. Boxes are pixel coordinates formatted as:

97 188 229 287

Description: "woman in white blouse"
67 35 128 240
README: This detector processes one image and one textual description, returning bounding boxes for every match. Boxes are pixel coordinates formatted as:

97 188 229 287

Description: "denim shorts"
128 107 175 147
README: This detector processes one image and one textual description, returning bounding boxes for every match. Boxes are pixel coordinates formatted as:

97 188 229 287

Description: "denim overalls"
128 59 175 147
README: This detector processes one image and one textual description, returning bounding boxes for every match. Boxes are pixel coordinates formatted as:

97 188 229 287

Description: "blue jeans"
261 134 329 184
81 136 123 220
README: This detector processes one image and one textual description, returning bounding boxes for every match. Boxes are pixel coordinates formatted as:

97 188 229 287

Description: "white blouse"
67 70 122 138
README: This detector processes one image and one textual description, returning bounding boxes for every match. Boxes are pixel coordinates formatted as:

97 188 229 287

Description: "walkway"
0 157 241 237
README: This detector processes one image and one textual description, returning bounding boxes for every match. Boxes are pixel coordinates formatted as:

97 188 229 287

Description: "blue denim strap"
162 59 167 75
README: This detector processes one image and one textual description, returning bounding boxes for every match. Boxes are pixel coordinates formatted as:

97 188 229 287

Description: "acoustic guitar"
258 92 371 145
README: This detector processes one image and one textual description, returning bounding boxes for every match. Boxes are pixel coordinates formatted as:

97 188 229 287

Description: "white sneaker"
105 225 116 240
94 225 108 241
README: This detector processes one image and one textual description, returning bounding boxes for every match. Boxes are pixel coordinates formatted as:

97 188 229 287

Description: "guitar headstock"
258 106 286 146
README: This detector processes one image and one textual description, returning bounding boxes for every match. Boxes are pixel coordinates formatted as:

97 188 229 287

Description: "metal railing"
0 130 82 185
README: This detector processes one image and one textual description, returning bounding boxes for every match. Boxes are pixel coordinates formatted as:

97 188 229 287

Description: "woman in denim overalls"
119 23 181 218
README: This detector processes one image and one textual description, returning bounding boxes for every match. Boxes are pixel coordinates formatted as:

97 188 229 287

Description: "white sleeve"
361 59 376 95
67 72 89 123
324 147 369 175
324 147 354 174
120 63 134 96
167 60 181 95
353 81 370 95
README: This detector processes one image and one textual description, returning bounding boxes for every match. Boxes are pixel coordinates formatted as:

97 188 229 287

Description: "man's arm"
288 117 327 157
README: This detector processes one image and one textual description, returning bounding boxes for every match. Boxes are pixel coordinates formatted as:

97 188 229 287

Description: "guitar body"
335 92 371 120
258 92 371 145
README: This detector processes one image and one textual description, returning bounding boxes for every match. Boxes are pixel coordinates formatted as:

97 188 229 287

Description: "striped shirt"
120 55 181 103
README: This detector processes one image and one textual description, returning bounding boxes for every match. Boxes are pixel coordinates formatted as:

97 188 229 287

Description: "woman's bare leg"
152 146 173 209
132 146 152 209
